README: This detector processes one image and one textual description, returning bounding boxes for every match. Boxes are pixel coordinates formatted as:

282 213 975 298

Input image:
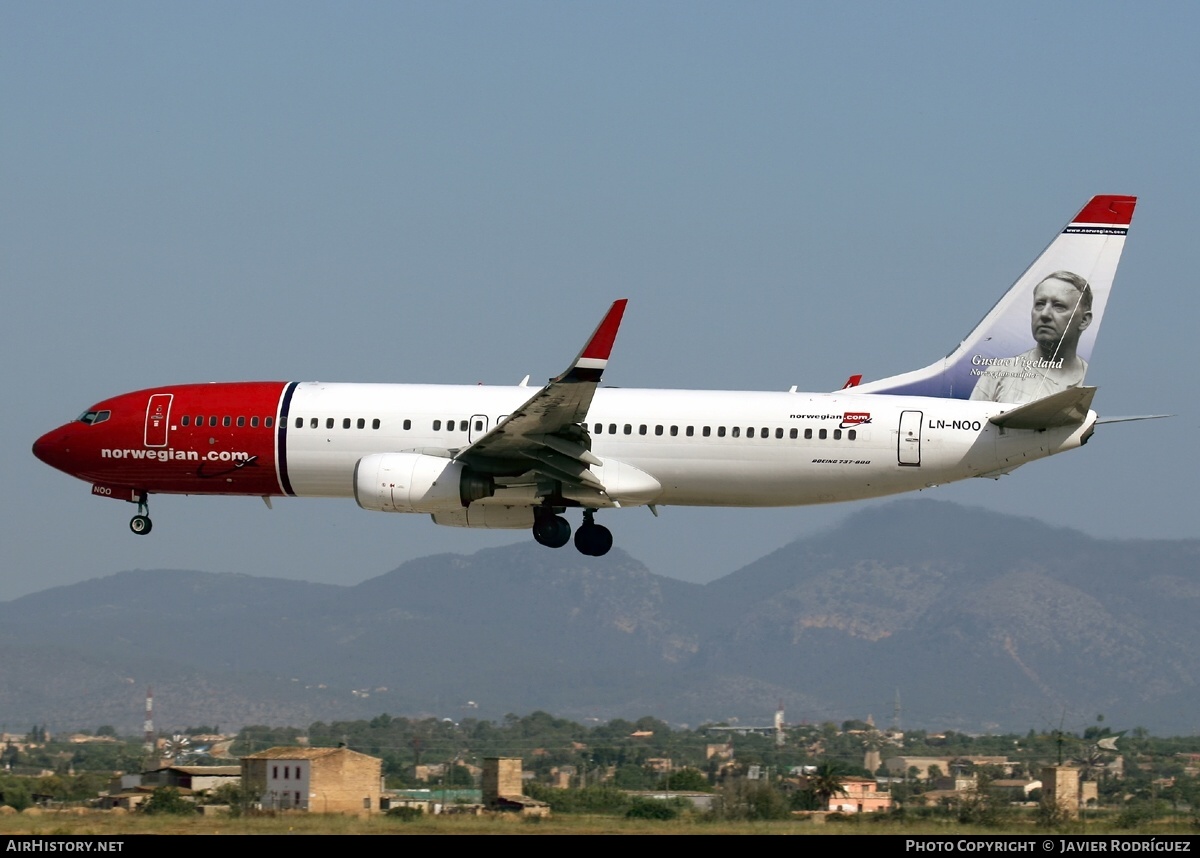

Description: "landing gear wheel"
130 515 153 535
532 513 571 548
574 523 613 556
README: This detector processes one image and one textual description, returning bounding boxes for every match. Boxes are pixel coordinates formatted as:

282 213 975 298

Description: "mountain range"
3 499 1198 735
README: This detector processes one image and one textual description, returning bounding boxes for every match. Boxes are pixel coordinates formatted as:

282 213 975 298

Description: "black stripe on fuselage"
276 381 299 496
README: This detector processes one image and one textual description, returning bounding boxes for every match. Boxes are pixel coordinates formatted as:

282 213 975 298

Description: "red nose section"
32 426 74 474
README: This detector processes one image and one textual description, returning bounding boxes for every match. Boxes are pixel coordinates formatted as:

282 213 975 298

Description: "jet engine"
353 452 494 513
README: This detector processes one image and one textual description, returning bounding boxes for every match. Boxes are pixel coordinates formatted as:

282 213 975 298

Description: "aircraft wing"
454 300 627 492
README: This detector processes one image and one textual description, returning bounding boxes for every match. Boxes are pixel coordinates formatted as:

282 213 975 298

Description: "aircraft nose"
32 426 74 472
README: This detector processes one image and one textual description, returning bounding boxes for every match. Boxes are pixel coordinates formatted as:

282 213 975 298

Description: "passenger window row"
181 415 275 429
431 419 487 432
591 423 858 441
292 417 385 430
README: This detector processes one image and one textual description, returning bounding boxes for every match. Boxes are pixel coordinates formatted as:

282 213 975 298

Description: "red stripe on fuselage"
54 382 289 497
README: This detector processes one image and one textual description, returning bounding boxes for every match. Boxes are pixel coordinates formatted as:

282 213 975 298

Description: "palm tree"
808 761 849 810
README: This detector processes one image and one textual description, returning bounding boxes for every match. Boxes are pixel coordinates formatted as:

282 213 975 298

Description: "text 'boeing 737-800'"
33 195 1140 556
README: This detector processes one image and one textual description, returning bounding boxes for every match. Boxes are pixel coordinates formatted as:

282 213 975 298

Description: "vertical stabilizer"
855 195 1136 403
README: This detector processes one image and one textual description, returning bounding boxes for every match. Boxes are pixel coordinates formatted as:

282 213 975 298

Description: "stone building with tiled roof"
241 746 381 814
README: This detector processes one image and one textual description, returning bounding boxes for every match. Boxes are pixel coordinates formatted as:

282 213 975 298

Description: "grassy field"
2 808 1198 835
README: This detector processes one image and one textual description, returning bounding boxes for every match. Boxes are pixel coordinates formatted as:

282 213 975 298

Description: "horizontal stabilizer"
989 386 1096 430
1095 414 1173 425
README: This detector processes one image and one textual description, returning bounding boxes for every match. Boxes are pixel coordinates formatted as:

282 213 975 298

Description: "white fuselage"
282 382 1094 507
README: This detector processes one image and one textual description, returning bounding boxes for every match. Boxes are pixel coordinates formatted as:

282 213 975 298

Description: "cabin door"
144 393 173 448
898 410 922 466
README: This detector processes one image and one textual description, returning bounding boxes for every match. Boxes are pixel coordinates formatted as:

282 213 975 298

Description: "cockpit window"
76 409 111 426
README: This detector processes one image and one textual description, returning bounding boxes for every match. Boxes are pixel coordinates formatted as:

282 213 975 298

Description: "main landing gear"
129 495 152 536
532 507 612 556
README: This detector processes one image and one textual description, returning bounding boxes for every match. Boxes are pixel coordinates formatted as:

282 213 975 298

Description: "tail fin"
855 195 1136 404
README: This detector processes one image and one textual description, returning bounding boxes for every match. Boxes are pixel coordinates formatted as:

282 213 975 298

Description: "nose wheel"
129 497 153 535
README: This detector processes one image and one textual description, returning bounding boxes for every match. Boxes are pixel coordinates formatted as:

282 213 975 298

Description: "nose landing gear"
129 494 153 535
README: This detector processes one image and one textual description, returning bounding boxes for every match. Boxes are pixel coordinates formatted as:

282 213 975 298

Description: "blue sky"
4 1 1196 601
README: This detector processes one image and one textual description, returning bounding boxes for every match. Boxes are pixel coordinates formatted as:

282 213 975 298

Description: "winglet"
558 299 628 383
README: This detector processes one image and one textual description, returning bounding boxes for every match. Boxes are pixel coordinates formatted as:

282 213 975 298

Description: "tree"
657 767 711 792
140 787 195 815
806 761 849 809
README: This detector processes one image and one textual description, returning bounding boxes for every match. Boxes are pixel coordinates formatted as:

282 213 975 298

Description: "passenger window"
343 418 351 429
295 417 303 429
236 416 244 427
834 429 842 440
732 427 740 438
357 418 365 429
776 428 783 439
670 426 678 436
210 416 219 428
181 415 190 427
593 423 602 434
848 429 857 440
373 419 381 430
804 428 812 440
265 417 274 429
433 420 442 430
819 429 827 440
718 427 726 437
310 418 318 429
703 426 711 437
654 425 663 436
609 424 617 434
251 417 259 428
789 428 797 439
685 426 694 437
459 420 467 431
326 418 334 429
403 419 411 430
624 424 632 435
747 427 755 438
195 415 202 426
639 425 647 435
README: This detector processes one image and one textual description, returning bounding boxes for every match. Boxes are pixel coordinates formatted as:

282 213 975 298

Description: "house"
481 757 549 817
241 746 381 814
826 777 894 814
143 765 241 793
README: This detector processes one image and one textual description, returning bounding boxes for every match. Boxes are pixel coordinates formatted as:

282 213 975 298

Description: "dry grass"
1 808 1196 835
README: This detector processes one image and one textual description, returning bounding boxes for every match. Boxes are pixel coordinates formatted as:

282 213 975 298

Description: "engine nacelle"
432 506 536 529
354 452 494 513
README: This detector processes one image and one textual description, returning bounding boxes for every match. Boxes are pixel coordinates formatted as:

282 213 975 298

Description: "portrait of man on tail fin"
970 270 1093 404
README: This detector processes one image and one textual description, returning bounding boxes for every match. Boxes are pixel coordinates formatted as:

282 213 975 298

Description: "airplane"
33 195 1137 557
